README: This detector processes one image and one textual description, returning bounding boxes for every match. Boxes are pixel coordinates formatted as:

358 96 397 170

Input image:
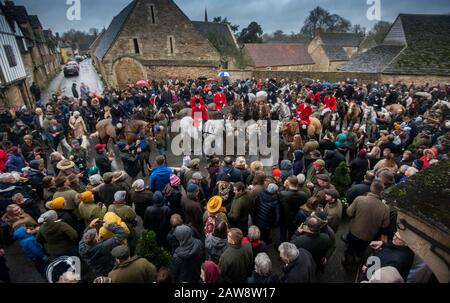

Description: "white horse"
271 101 291 121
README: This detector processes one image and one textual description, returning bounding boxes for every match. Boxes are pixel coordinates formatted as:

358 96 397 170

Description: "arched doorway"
113 57 145 88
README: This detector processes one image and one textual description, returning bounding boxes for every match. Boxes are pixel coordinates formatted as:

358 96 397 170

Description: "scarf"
218 181 231 201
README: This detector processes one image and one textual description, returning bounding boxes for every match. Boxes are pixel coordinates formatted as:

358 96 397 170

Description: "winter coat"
205 234 228 263
6 154 25 172
149 165 173 192
242 237 267 257
108 256 157 283
108 203 137 235
303 140 319 160
219 242 253 283
347 193 390 241
346 181 371 205
291 231 332 266
281 249 316 283
13 227 46 261
143 204 171 245
130 190 153 219
292 150 305 175
163 185 183 216
79 224 127 277
69 116 87 139
247 271 280 283
371 244 415 281
53 187 81 218
216 165 243 183
227 191 252 232
280 160 294 181
120 151 142 178
36 220 78 256
279 189 308 230
324 149 346 174
98 183 120 207
319 139 336 154
324 199 342 232
0 148 7 172
78 201 107 225
253 191 280 230
95 152 112 176
181 196 203 234
72 84 79 98
171 226 205 283
350 156 369 184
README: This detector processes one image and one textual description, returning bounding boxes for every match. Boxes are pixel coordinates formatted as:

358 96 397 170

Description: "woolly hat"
207 196 223 213
38 210 58 224
170 174 181 187
89 174 103 186
192 172 203 180
95 144 106 151
272 168 282 177
132 179 145 192
45 197 65 210
187 183 199 193
152 191 165 206
358 149 367 157
80 191 94 203
267 183 279 194
114 191 127 201
413 159 424 170
316 174 330 182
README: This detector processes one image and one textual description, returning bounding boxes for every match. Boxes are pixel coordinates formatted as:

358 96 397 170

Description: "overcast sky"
10 0 450 35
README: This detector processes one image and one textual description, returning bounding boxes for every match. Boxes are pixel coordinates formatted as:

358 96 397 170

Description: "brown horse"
281 117 322 141
91 119 150 145
346 101 362 127
386 104 406 117
90 119 117 145
124 120 150 145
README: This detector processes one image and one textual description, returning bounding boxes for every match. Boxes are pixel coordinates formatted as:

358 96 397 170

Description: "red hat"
272 168 282 177
95 144 107 151
358 149 367 157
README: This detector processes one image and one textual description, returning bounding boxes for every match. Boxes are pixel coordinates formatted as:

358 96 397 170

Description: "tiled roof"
338 45 405 73
28 15 42 29
319 32 364 47
10 6 29 24
322 45 349 61
94 0 137 60
244 43 315 67
383 14 450 75
192 21 239 58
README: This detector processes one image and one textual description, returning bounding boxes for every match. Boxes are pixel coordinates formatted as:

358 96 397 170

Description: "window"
133 38 140 54
169 37 174 55
16 37 26 53
150 5 156 24
4 45 17 67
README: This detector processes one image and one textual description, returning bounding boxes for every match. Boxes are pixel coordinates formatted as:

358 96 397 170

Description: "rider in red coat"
294 99 312 126
190 91 206 109
213 91 227 110
192 99 209 127
321 91 337 117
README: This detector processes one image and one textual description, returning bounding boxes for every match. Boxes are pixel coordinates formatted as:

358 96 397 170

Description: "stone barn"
92 0 222 88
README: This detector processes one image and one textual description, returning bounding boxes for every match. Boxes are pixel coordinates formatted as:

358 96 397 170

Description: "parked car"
64 61 79 77
75 55 83 63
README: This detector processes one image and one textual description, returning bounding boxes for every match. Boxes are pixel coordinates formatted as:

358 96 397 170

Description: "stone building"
339 14 450 85
242 43 315 71
3 1 61 102
92 0 222 88
308 29 366 72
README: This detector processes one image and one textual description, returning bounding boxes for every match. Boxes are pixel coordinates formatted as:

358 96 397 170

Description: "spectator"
247 253 279 283
108 245 157 283
150 156 173 192
279 242 316 283
143 191 171 246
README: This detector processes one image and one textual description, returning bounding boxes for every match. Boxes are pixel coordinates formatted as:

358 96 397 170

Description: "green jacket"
108 256 157 283
228 191 252 223
36 221 78 256
79 202 107 224
53 187 81 218
219 242 253 283
108 204 137 235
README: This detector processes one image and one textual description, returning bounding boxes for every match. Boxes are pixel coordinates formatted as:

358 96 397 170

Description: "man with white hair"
247 253 279 283
279 242 316 283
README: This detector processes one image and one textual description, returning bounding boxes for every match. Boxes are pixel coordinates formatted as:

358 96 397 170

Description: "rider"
213 89 227 111
110 99 127 137
294 97 313 130
192 99 209 129
321 90 337 120
190 90 206 110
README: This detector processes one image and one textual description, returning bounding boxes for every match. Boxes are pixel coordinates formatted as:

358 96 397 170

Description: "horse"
322 110 339 133
271 101 291 122
280 117 322 142
337 99 348 131
91 119 149 145
386 104 406 117
124 120 150 145
346 101 362 128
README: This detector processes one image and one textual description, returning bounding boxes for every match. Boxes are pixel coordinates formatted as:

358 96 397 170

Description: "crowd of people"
0 76 448 283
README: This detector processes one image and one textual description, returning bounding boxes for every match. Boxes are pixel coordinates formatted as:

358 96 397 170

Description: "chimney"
204 7 208 22
4 0 15 8
314 27 322 37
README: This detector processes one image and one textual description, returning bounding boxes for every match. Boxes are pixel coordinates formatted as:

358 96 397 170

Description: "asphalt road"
3 60 354 283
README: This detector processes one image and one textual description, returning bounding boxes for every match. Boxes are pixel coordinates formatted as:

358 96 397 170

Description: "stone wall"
146 66 218 81
381 74 450 86
251 70 381 84
1 84 24 108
